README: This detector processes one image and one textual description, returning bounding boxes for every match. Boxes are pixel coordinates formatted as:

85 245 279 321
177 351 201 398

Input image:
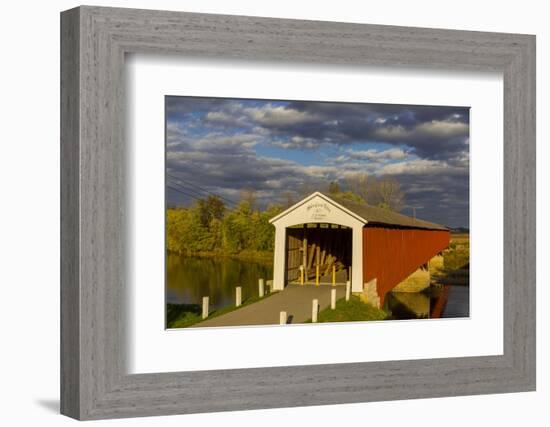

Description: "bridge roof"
332 196 449 231
270 192 448 231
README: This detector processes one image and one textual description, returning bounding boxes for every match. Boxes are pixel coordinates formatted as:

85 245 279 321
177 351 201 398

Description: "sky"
165 96 470 228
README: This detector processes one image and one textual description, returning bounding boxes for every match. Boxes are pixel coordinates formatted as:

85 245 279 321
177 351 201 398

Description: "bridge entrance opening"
285 223 352 286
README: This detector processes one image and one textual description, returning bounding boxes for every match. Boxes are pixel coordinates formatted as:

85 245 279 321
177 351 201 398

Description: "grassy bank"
307 295 388 323
167 292 274 329
445 234 470 269
436 233 469 286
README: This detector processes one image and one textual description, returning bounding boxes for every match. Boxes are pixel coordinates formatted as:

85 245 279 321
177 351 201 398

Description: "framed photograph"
164 96 467 329
61 6 535 420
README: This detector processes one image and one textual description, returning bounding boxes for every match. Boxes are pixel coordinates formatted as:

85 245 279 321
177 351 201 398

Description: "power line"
167 179 237 211
166 184 229 220
166 184 205 203
166 172 237 207
167 173 237 206
167 178 212 200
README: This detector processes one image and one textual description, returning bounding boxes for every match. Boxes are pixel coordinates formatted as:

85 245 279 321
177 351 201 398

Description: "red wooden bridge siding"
362 227 450 305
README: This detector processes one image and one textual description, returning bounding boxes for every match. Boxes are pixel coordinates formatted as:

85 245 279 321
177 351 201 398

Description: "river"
166 254 273 311
167 254 469 319
385 285 469 319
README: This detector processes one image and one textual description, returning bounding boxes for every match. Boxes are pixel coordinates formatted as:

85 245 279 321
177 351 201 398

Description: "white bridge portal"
269 192 366 293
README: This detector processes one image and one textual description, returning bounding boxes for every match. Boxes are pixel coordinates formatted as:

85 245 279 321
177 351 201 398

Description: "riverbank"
167 292 275 328
435 233 470 286
168 249 273 264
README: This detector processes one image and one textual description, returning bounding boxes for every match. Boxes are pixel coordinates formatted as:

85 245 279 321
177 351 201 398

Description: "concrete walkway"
192 284 346 328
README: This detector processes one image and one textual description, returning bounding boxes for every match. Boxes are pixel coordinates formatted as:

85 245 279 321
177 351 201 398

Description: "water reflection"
385 285 469 319
166 254 273 310
167 254 469 320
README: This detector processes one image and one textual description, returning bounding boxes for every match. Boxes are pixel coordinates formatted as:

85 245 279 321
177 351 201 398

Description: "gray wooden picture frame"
60 5 536 420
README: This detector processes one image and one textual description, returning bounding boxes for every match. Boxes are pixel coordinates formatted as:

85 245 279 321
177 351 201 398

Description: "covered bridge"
269 192 450 307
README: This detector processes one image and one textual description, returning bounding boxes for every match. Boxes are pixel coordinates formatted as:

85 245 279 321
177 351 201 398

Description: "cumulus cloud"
243 103 319 126
168 151 317 207
378 159 450 175
164 96 470 227
272 136 319 149
192 133 260 150
349 148 409 161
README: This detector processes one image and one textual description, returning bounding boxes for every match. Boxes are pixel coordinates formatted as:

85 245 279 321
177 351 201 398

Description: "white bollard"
331 288 337 310
236 286 242 307
312 299 319 323
279 311 287 325
202 296 209 319
259 278 265 298
345 280 351 301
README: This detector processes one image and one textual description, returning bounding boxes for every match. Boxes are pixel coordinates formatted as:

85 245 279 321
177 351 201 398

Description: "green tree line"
167 175 404 258
166 195 283 258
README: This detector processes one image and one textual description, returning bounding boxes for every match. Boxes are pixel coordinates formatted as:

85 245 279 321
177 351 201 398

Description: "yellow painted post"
300 266 304 285
332 265 336 286
315 265 319 286
302 233 308 281
316 246 320 286
348 266 352 283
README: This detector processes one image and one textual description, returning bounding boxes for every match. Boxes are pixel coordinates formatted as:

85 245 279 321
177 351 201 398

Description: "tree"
334 190 364 204
239 188 257 210
166 206 214 253
167 198 285 256
367 176 404 212
166 208 189 254
297 181 317 198
257 204 284 251
197 195 225 228
221 200 253 252
325 176 367 204
281 191 296 208
328 181 341 194
345 172 369 203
